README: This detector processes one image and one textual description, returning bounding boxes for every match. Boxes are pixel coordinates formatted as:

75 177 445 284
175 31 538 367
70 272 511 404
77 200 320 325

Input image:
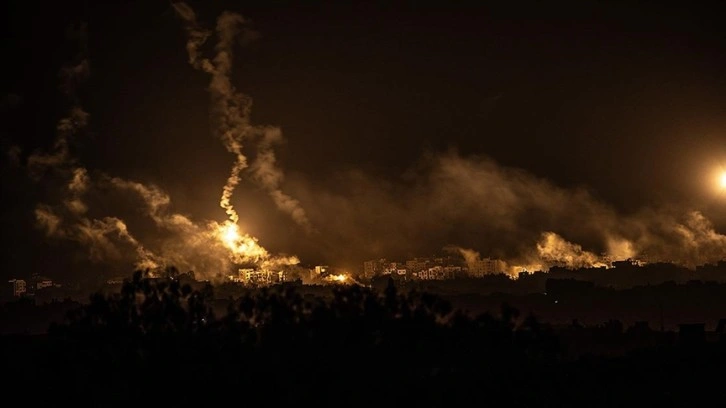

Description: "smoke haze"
5 2 726 282
288 152 726 272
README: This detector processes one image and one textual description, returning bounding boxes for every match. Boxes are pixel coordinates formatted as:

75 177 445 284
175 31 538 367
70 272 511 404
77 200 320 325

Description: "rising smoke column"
26 18 299 280
251 127 313 232
172 2 312 232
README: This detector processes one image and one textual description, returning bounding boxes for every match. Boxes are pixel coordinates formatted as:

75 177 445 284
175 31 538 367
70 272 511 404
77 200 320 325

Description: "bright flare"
720 172 726 189
325 274 349 284
214 220 269 264
221 222 241 247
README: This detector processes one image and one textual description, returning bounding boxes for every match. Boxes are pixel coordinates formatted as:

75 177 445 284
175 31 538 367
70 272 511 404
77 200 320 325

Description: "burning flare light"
214 220 269 264
170 2 307 273
326 274 348 283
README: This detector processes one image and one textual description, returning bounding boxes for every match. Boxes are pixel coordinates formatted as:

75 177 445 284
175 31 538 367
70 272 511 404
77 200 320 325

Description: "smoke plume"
288 151 726 273
27 15 299 280
172 2 312 232
25 5 726 281
251 127 313 232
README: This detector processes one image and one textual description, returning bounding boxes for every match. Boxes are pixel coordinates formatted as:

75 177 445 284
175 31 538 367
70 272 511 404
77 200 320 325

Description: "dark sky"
2 0 726 281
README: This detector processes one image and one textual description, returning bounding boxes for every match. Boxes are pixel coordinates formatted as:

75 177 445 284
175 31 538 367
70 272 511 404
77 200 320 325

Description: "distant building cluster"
225 264 349 287
600 253 649 267
228 268 287 286
7 274 58 298
363 255 506 281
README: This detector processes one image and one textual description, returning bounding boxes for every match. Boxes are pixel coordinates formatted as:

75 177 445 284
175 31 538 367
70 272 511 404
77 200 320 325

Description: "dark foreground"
3 273 726 407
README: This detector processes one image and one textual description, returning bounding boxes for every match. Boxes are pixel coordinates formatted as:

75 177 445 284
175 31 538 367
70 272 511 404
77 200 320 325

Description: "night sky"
2 0 726 282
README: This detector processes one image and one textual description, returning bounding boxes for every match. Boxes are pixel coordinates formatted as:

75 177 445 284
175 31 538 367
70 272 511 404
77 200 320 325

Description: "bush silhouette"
7 271 724 406
26 273 567 405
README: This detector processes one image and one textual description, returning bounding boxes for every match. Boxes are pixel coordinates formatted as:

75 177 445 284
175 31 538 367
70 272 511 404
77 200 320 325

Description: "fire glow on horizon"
216 220 268 264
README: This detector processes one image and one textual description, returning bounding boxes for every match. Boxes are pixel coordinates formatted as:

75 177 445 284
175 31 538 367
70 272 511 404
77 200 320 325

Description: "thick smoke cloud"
536 232 607 270
289 151 726 273
169 2 212 71
252 127 313 233
27 106 89 178
107 176 296 276
27 15 298 281
25 5 726 280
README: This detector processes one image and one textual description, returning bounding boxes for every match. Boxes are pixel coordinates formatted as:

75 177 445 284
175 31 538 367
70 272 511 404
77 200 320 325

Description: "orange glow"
213 220 269 264
221 222 241 247
720 172 726 189
325 274 349 284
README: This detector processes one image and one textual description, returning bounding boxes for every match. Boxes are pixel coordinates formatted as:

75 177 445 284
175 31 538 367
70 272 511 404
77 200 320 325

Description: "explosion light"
221 222 241 248
213 220 270 265
324 274 350 284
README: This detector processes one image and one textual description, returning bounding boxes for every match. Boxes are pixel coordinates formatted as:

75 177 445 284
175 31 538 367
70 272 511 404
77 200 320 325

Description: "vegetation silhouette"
3 268 726 407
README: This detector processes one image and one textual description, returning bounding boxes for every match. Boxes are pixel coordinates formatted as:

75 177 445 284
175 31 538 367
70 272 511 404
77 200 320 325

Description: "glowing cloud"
536 232 608 269
292 150 726 271
26 15 302 281
35 206 63 237
27 5 726 282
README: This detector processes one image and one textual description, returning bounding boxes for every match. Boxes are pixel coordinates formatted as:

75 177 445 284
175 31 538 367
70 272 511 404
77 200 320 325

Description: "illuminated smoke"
27 6 726 280
623 210 726 267
35 205 63 237
444 245 485 271
65 167 89 215
446 244 539 277
108 177 298 276
252 127 313 232
107 178 170 226
170 2 213 72
107 175 301 276
291 151 726 271
26 11 305 280
606 237 636 261
35 170 161 271
24 22 160 272
452 247 482 266
535 232 607 269
31 4 305 277
22 23 168 274
220 158 246 224
76 217 140 263
172 2 311 232
27 106 89 178
25 24 154 266
172 3 249 227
